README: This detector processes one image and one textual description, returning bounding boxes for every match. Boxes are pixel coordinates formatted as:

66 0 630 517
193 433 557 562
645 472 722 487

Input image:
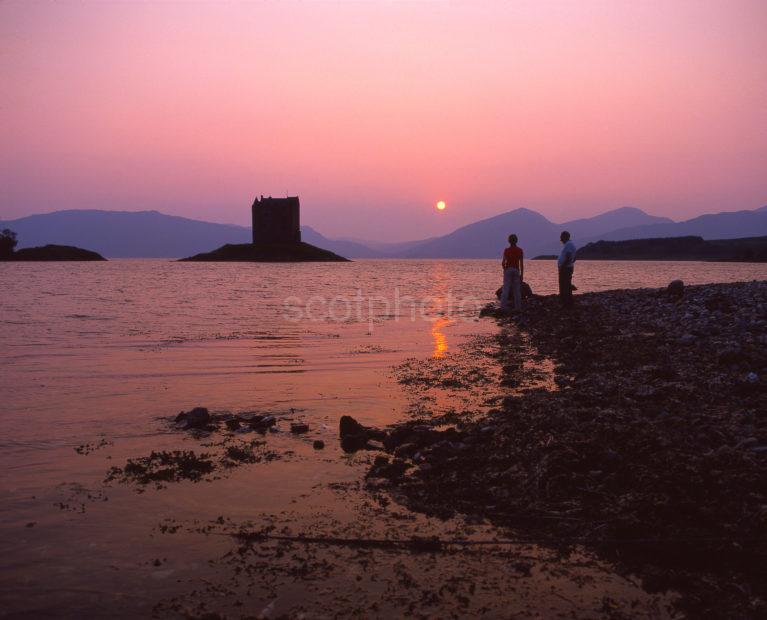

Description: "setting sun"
436 200 446 211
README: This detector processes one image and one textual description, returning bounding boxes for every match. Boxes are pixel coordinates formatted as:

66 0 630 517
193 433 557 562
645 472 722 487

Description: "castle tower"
251 195 301 244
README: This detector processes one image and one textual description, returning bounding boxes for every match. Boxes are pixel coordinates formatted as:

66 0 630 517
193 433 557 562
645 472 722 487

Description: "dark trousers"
558 267 574 307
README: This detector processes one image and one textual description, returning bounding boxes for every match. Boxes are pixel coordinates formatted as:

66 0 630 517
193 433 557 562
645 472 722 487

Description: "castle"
251 195 301 244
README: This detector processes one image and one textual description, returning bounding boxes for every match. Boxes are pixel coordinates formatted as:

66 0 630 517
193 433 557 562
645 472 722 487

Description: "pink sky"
2 1 766 241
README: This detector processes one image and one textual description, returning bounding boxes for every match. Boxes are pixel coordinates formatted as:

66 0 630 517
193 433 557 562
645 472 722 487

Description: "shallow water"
1 259 765 617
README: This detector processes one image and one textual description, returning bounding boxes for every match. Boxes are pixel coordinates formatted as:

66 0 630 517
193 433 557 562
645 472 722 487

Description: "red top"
503 246 523 269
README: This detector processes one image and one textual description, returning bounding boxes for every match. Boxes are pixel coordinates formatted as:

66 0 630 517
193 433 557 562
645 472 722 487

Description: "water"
1 259 765 617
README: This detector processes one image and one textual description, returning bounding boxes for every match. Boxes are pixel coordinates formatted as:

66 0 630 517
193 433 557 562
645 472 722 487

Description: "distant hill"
0 209 251 258
401 206 672 258
403 208 559 258
577 236 767 262
586 207 767 244
395 205 767 259
0 209 379 259
3 204 766 259
562 207 672 239
335 235 440 256
301 226 383 258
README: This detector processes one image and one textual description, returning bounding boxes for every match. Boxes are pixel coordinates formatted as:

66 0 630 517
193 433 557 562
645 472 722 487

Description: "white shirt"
558 240 576 269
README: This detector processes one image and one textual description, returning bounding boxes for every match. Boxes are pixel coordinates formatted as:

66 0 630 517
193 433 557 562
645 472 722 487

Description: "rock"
339 415 366 438
372 455 389 468
479 305 496 318
367 457 410 480
312 440 325 450
225 419 241 431
177 407 210 429
393 443 418 458
678 334 695 346
365 477 390 489
290 422 309 434
384 426 416 450
666 280 685 297
250 415 277 432
341 433 368 453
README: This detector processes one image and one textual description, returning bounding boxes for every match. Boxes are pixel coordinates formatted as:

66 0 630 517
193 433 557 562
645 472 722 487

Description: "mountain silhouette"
403 208 558 258
584 207 767 244
400 207 672 258
0 209 383 258
562 207 672 239
2 205 765 259
300 226 384 258
0 210 251 258
393 206 765 258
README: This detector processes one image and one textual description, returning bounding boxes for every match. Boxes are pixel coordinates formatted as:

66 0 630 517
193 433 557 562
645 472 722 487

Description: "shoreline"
356 279 767 617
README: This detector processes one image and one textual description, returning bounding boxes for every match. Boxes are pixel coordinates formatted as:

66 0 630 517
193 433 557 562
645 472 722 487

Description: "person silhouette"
501 234 524 313
557 231 576 308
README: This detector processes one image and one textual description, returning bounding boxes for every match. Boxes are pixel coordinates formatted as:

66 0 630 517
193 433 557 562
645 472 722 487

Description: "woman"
501 234 523 313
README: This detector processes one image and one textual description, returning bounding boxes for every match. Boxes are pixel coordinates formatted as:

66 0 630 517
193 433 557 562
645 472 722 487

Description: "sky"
2 1 766 241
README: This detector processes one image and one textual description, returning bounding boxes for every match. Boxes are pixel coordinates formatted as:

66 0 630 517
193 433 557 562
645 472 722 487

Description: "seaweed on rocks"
104 408 293 489
105 450 216 487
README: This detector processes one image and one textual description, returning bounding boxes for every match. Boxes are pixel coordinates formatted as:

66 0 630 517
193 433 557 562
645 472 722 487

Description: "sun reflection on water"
431 317 451 358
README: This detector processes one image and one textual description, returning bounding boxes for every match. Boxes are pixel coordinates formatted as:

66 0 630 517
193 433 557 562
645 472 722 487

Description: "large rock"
339 415 367 438
666 280 685 298
175 407 211 429
338 415 388 453
341 434 369 453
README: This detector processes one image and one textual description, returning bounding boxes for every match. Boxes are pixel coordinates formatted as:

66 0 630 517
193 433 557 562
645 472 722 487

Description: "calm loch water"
1 259 765 618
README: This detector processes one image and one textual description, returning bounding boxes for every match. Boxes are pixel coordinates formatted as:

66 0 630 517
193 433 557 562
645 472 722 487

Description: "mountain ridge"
2 205 766 259
582 208 767 245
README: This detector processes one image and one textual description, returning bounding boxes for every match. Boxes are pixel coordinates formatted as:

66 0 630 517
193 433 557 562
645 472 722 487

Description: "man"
501 234 524 313
557 230 576 307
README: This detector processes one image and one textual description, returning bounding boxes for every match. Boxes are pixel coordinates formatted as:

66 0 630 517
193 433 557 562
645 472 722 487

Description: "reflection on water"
431 317 451 358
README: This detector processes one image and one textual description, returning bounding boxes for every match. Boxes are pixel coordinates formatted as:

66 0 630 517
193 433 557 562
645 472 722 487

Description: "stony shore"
351 280 767 618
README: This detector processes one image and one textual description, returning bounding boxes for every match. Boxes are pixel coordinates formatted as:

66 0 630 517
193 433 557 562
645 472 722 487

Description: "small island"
180 241 348 262
0 229 106 261
180 196 349 262
576 235 767 262
11 245 107 261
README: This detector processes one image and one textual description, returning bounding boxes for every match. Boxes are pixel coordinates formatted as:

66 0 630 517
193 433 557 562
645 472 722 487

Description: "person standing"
557 231 576 307
501 234 524 313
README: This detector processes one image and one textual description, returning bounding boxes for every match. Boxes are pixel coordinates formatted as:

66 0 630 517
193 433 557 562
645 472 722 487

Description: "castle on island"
180 194 346 260
251 195 301 244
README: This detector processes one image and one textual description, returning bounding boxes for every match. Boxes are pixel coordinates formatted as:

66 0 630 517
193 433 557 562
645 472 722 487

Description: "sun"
436 200 446 211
